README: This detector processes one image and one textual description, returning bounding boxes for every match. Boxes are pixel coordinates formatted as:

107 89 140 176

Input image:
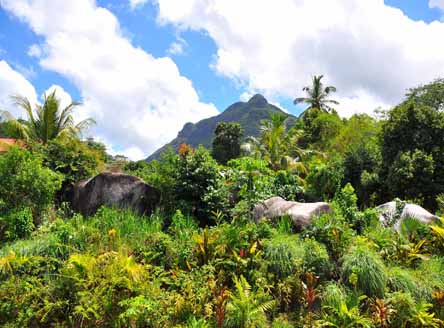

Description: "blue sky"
1 0 444 159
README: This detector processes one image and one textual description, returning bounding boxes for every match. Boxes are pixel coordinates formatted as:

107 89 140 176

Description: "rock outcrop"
72 172 160 216
253 196 332 229
377 201 439 230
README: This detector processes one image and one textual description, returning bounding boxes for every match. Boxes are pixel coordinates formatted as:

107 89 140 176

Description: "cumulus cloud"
154 0 444 117
1 0 218 160
0 60 38 119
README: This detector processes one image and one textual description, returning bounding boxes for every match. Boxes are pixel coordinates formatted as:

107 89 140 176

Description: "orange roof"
0 138 20 153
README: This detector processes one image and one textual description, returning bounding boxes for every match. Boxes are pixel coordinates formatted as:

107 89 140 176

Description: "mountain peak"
146 95 296 161
247 94 268 107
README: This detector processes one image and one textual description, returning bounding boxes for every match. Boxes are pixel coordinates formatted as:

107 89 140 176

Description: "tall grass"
341 239 387 298
264 235 303 278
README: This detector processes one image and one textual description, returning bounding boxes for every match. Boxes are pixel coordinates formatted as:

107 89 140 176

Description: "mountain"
145 94 297 161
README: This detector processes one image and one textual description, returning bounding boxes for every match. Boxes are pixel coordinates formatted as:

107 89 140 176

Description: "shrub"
303 213 353 261
0 147 62 223
36 138 103 201
174 146 223 222
271 315 293 328
126 148 177 213
417 257 444 294
321 283 346 310
341 239 387 298
334 183 367 233
224 275 274 328
386 292 416 328
273 170 304 201
301 238 332 279
0 207 34 241
263 235 303 279
386 266 431 301
306 156 344 201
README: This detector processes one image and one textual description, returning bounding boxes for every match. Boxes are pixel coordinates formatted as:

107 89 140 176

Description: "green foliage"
227 157 275 219
1 207 34 241
301 238 332 279
299 110 343 150
388 149 435 207
212 122 243 165
342 139 382 207
341 239 387 298
318 300 373 328
224 275 274 328
306 155 344 201
243 113 308 173
273 170 305 201
303 213 354 261
0 147 62 227
387 291 416 328
35 138 103 200
4 76 444 327
126 147 178 213
175 145 223 221
263 235 303 279
381 92 444 210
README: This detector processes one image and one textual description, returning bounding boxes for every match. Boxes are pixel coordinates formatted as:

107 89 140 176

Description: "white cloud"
154 0 444 117
430 0 444 10
0 60 38 119
1 0 218 160
129 0 148 10
28 44 43 58
167 35 188 55
167 41 184 55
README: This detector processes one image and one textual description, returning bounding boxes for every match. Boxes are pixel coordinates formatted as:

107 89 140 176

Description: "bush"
0 147 62 223
386 266 430 301
263 235 303 279
301 238 332 279
273 170 304 201
1 207 34 241
303 213 354 261
341 239 387 298
306 156 344 201
174 145 223 222
386 292 416 328
125 148 177 213
36 139 104 201
321 282 346 310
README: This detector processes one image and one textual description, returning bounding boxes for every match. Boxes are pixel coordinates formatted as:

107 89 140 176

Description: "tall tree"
294 75 339 113
381 80 444 210
0 90 95 143
212 122 243 165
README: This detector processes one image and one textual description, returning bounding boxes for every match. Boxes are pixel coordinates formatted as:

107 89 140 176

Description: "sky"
1 0 444 160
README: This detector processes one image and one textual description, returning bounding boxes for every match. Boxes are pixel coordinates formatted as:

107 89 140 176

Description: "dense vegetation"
1 78 444 327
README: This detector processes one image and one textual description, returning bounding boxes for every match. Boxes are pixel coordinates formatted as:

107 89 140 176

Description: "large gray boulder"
72 172 160 216
253 196 332 229
377 201 438 231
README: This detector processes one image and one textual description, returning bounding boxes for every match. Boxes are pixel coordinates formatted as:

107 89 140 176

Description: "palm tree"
0 90 95 143
242 113 310 173
224 275 274 328
294 75 339 113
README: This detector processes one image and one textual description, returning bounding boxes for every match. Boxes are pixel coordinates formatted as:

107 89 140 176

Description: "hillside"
146 94 297 161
